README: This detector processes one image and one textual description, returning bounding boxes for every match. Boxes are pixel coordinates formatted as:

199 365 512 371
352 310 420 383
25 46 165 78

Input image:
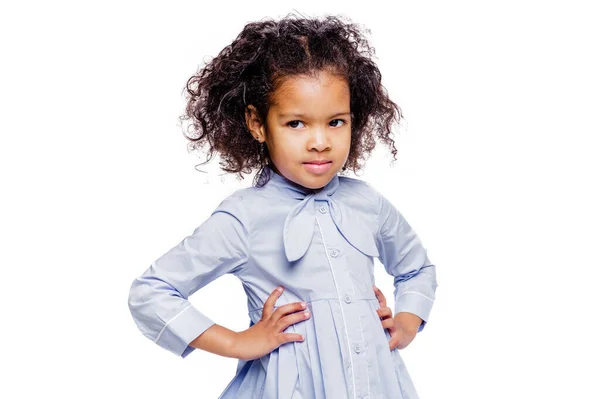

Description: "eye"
329 119 345 127
287 120 305 129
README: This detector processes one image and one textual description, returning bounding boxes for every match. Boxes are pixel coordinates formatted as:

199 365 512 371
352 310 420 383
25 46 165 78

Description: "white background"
1 0 599 398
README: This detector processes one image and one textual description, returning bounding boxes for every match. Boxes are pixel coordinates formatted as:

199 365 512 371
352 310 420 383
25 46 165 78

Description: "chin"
276 163 339 189
298 172 336 189
300 181 326 190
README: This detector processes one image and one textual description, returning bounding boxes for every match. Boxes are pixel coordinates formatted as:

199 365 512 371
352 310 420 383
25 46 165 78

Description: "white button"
330 249 339 257
344 294 352 303
353 343 362 353
319 206 327 214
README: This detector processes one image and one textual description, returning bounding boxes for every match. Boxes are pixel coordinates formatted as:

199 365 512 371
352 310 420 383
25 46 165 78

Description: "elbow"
127 277 142 315
128 275 150 319
127 276 158 342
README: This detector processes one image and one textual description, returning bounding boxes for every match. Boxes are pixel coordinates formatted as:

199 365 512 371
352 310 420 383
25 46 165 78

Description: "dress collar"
256 166 379 262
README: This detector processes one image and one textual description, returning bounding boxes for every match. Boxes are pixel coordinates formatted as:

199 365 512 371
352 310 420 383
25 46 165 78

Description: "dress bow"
282 188 380 262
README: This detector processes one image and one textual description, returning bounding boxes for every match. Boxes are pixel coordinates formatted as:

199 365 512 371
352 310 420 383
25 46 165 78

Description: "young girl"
128 14 437 399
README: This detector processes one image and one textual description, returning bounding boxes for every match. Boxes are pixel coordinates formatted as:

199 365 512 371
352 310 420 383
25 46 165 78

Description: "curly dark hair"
181 13 402 186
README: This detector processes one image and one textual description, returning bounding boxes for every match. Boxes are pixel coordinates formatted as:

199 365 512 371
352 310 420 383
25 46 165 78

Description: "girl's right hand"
231 286 310 361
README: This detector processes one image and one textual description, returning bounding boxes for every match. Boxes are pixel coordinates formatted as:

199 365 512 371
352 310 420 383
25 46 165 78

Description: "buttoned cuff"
395 291 435 332
154 305 216 358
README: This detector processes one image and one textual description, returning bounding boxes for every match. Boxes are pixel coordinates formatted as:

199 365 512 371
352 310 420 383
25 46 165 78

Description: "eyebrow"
278 112 351 119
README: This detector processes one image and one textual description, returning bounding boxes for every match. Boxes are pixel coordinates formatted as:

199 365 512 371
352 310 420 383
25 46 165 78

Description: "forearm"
189 323 240 359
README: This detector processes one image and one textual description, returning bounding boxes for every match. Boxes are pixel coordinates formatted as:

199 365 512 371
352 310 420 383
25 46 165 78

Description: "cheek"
337 130 352 152
340 133 352 164
268 133 299 163
272 133 301 153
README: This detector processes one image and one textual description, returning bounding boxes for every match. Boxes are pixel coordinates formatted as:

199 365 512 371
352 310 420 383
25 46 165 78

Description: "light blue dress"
128 166 437 399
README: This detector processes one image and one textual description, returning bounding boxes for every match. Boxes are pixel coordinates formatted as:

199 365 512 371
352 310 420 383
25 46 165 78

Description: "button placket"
315 207 370 397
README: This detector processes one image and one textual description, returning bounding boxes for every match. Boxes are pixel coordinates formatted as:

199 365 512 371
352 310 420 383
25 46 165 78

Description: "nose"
307 126 331 152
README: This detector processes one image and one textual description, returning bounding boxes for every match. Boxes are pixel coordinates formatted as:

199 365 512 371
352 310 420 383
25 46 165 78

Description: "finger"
386 323 397 339
381 318 395 329
376 307 392 320
271 301 306 321
388 334 400 351
388 328 403 350
262 286 283 320
373 286 387 308
277 333 305 345
277 310 311 332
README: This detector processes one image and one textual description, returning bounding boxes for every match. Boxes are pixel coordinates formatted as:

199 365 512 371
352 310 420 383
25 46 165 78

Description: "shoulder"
337 175 383 207
337 176 400 234
211 185 272 228
213 187 251 215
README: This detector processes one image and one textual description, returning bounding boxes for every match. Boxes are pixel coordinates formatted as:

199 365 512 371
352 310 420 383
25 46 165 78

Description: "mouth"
302 160 333 175
303 160 332 165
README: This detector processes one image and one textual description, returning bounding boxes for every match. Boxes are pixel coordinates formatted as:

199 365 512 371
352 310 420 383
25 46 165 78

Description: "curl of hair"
180 13 401 186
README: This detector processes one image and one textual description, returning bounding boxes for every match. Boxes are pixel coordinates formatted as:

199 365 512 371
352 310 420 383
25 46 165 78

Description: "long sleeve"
128 206 250 358
375 193 437 332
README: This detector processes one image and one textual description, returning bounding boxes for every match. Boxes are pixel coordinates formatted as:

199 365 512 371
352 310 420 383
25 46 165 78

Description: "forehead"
269 71 350 110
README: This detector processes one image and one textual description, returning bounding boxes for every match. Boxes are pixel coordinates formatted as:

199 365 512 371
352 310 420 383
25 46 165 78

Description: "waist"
247 296 378 318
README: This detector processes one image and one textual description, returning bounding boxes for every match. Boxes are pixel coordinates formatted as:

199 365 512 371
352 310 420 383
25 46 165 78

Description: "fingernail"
277 286 283 292
301 302 306 307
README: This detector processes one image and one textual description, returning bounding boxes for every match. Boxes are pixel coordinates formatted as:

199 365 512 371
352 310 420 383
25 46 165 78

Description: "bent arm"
128 209 250 357
376 194 437 332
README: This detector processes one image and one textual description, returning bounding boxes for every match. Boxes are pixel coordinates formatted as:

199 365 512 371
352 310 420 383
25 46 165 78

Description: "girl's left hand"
373 286 418 351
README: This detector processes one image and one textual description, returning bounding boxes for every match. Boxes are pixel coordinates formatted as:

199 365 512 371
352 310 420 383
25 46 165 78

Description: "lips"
302 160 333 175
303 160 332 165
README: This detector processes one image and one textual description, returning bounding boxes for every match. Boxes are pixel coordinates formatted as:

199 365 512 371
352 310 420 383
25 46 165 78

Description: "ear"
245 105 266 142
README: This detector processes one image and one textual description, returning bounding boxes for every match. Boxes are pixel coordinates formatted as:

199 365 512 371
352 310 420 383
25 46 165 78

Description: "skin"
374 286 423 350
245 69 352 190
190 69 422 360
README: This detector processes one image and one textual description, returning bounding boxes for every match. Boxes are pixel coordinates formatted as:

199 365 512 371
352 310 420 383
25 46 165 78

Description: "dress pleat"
367 299 404 398
325 300 352 398
303 302 326 399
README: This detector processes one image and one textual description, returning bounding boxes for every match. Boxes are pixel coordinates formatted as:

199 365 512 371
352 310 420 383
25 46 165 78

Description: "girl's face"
246 69 351 190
